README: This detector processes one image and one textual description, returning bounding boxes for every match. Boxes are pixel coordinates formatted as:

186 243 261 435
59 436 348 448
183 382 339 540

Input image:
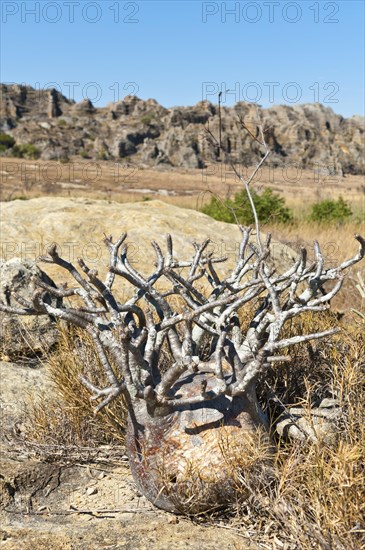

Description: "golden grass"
264 220 365 263
1 157 364 212
25 324 127 452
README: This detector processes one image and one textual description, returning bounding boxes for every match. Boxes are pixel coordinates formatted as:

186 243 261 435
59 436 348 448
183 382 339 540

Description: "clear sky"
1 0 364 117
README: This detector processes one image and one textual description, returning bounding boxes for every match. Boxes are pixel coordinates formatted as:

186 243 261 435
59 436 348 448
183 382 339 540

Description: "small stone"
319 397 339 408
0 530 9 541
168 516 179 524
86 486 98 496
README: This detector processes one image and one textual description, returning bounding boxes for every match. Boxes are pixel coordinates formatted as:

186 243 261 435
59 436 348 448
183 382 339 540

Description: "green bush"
97 148 108 160
309 197 352 223
59 154 70 164
12 143 40 159
202 187 292 225
0 133 16 152
141 114 155 125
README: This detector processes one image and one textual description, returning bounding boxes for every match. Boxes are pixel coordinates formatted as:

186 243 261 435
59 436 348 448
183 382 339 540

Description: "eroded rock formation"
0 84 363 174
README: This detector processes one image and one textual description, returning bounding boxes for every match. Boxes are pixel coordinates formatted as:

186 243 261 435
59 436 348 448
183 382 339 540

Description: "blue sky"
1 1 364 117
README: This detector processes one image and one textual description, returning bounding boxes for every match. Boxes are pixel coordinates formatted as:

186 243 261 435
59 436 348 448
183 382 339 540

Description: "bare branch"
267 328 341 351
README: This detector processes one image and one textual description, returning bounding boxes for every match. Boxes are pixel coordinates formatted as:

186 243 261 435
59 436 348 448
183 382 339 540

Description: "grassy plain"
1 157 364 213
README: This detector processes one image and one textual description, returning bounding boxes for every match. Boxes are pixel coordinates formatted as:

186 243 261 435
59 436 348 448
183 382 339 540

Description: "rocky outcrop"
0 259 61 359
72 98 96 116
0 85 72 126
0 84 363 174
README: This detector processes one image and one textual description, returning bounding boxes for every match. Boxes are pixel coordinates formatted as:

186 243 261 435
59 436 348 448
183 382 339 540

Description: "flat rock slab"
1 198 296 292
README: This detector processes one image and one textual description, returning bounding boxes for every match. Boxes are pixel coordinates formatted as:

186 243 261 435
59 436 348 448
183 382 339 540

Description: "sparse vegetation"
59 154 70 163
12 143 41 159
2 206 362 517
79 149 92 159
242 313 365 548
97 148 108 160
26 324 127 449
0 133 16 152
352 272 365 321
141 113 155 125
24 312 365 547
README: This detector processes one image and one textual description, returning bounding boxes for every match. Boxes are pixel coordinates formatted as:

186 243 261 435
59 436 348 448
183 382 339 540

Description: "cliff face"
0 84 363 174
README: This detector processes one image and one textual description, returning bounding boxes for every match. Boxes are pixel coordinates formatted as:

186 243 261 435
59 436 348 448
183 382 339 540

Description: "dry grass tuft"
25 324 127 454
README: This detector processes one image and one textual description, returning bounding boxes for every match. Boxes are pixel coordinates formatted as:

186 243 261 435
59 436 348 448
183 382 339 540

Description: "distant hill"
0 83 364 174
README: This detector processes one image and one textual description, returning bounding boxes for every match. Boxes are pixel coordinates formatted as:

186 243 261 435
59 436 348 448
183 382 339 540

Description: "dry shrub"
258 310 340 407
25 323 127 454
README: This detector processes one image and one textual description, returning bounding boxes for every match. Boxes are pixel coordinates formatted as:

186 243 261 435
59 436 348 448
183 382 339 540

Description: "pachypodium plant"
1 114 364 514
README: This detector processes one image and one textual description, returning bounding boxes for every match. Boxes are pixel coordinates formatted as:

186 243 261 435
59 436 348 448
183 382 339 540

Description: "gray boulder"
275 397 342 445
0 259 60 360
